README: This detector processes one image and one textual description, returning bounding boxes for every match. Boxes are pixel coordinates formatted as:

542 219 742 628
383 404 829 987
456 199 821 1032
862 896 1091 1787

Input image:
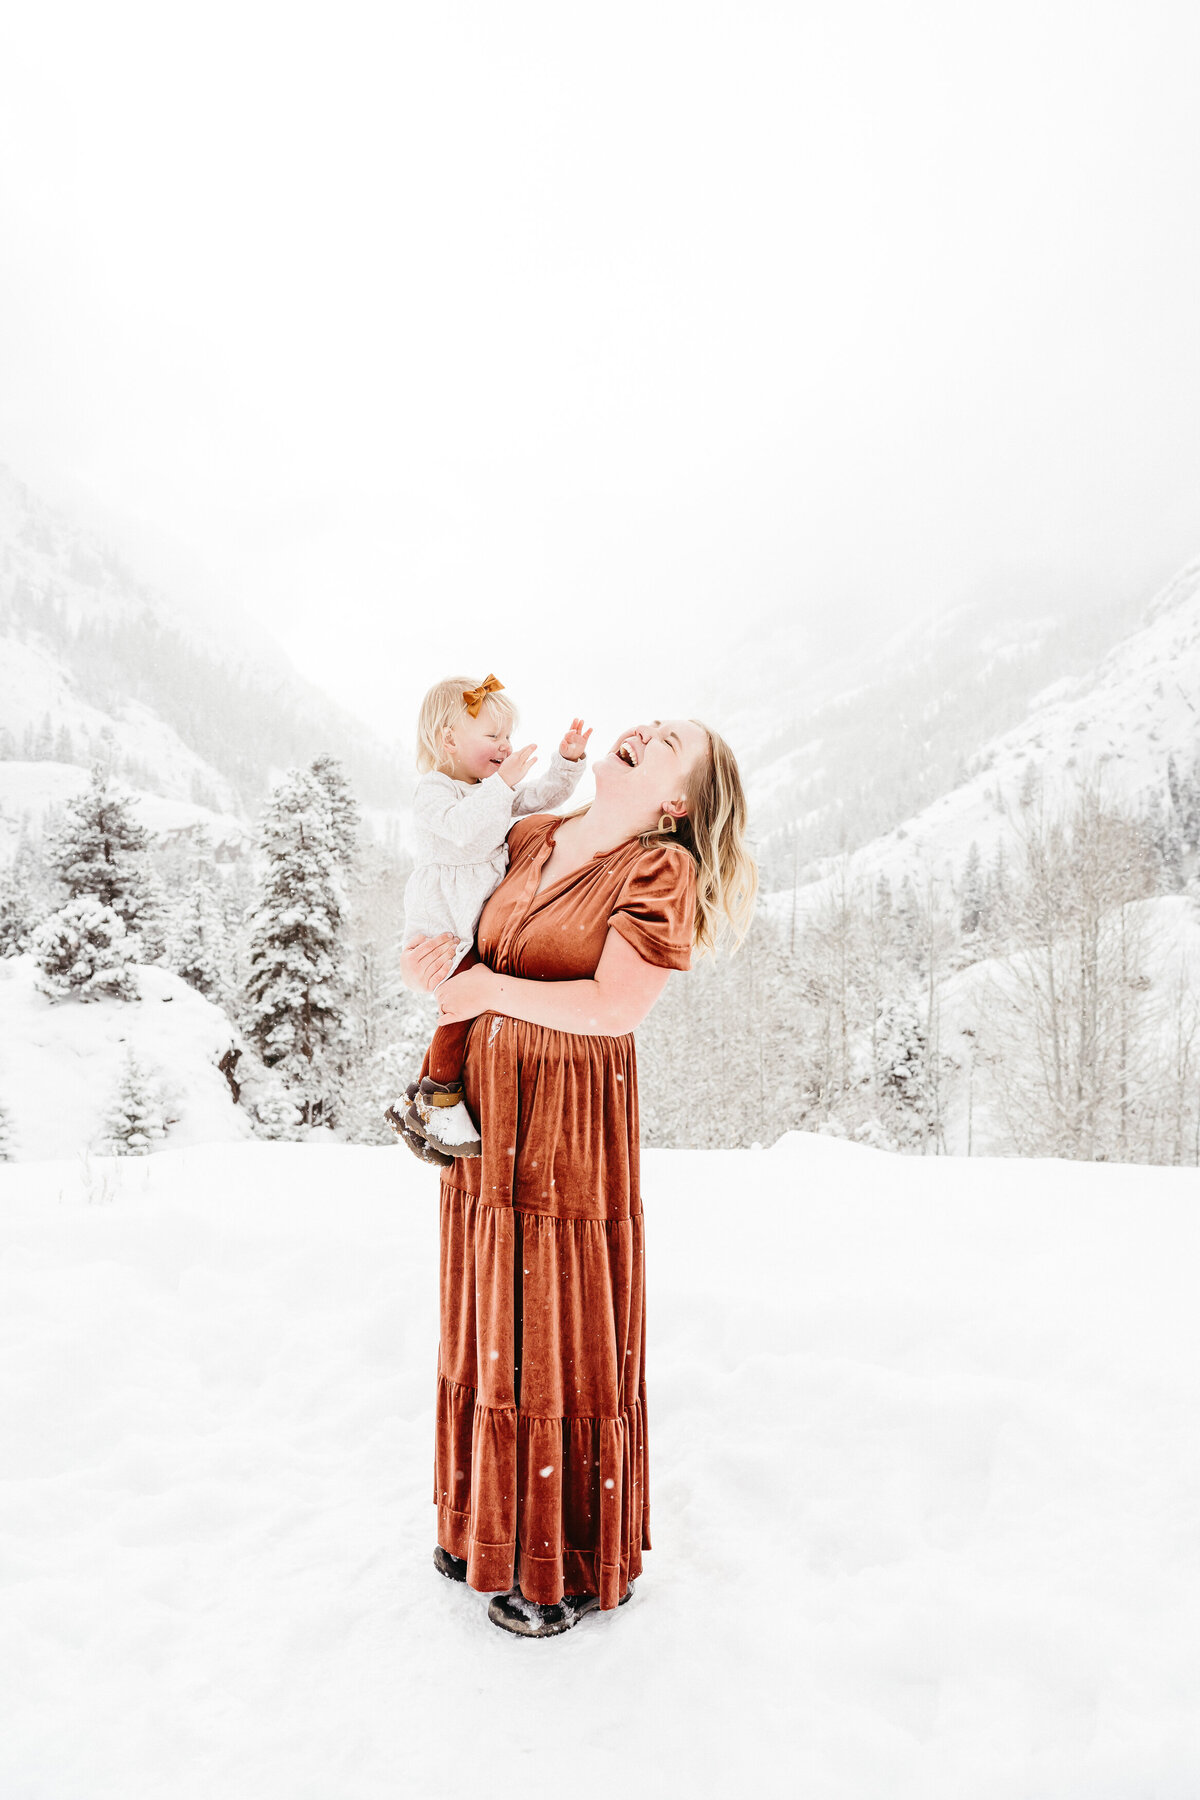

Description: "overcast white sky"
2 1 1200 763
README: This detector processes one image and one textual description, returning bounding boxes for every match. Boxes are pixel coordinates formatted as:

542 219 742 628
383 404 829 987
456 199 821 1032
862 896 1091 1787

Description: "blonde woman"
401 716 757 1637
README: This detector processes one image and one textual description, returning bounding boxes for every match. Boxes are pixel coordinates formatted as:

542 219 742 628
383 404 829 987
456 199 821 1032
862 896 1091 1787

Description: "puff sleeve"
607 842 696 971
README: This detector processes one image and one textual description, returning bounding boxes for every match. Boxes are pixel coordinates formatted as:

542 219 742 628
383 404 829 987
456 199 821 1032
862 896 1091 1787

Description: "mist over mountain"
732 573 1177 891
0 465 413 856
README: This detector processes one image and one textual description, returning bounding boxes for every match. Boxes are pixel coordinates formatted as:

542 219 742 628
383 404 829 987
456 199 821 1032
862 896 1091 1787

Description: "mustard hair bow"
462 673 505 717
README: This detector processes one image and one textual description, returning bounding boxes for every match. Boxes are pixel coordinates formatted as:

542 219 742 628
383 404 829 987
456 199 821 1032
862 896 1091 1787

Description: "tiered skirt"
432 1016 650 1611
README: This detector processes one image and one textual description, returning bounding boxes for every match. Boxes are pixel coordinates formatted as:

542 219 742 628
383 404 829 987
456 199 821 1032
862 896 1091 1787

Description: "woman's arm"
434 926 670 1035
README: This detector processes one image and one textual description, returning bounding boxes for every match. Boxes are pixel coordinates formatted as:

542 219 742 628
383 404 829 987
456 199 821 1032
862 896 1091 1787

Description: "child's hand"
498 744 538 788
399 933 458 992
559 718 592 762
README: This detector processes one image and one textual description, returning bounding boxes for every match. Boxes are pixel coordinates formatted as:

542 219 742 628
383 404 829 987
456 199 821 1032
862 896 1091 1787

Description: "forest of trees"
0 757 436 1147
638 762 1200 1163
4 747 1200 1163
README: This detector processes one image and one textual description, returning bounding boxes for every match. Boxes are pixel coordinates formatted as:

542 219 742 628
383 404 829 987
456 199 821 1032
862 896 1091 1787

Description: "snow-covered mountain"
732 558 1198 920
730 579 1152 887
0 464 414 862
781 559 1200 904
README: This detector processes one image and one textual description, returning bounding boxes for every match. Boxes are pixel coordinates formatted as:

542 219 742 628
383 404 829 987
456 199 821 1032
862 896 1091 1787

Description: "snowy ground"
0 955 253 1162
3 1134 1200 1799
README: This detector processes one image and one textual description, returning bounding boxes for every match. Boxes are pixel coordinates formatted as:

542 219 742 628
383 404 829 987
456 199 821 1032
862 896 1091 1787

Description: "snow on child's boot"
412 1076 482 1158
384 1083 454 1167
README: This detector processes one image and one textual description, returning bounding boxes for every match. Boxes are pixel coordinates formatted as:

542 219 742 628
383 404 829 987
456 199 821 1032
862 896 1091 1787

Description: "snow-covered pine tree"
959 839 985 939
164 848 232 1008
0 862 33 957
892 873 921 971
874 992 930 1147
102 1045 167 1155
43 763 159 952
29 897 139 1002
241 768 351 1129
0 1097 12 1160
981 838 1011 940
309 754 360 868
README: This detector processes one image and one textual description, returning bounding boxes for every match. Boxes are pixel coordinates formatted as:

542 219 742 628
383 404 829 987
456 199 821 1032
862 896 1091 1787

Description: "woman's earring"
658 812 678 833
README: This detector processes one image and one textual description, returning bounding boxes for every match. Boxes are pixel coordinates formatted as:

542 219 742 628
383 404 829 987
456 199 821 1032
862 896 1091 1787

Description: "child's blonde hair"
416 675 519 774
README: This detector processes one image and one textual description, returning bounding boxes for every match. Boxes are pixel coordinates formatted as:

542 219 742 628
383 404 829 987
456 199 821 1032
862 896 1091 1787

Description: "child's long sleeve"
513 749 586 818
412 770 517 854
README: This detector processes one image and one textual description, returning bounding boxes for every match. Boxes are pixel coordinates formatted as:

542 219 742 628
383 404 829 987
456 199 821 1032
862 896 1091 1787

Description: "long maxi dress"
432 812 697 1611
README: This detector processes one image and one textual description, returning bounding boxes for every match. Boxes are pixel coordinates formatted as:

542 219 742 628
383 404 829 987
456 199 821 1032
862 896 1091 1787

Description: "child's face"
442 707 513 781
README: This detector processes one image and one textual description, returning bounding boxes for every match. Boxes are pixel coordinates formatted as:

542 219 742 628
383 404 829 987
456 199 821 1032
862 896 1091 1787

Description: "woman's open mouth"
615 739 640 767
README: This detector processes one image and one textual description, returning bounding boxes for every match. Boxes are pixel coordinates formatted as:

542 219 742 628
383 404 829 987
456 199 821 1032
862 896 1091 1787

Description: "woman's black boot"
487 1581 635 1636
433 1546 468 1582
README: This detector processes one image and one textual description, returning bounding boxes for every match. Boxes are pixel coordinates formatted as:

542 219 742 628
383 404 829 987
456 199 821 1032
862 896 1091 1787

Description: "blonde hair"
638 720 757 958
415 675 518 774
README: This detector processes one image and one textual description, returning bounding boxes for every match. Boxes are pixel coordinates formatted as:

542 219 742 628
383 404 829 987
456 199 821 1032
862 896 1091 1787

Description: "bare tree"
978 779 1162 1159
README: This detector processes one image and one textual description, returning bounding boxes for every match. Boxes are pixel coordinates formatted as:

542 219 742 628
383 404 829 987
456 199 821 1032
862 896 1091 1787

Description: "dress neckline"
529 815 638 901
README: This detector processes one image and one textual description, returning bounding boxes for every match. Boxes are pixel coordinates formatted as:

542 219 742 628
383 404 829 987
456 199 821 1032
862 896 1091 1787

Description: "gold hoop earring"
657 812 677 833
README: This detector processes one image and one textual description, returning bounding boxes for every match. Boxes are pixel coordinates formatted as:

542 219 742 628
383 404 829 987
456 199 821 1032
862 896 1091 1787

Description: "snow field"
2 1135 1199 1798
0 955 254 1162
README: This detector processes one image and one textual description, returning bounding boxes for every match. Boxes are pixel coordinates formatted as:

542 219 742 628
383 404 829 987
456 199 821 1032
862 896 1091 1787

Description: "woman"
401 716 756 1637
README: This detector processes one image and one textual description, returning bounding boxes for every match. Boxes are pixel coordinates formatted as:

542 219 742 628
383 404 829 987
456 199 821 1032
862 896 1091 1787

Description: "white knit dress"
402 750 586 972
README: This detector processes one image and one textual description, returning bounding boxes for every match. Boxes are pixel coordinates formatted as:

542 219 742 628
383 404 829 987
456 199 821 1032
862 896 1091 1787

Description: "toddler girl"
386 672 591 1162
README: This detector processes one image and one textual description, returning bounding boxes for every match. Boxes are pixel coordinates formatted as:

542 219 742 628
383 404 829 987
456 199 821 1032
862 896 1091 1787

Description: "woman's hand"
399 932 458 993
435 962 499 1024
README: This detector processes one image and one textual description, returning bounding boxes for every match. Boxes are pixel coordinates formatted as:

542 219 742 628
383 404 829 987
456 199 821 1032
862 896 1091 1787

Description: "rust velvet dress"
432 812 696 1611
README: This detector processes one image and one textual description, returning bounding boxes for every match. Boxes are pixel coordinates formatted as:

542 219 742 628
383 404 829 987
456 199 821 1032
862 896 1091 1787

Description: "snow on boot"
413 1077 482 1158
487 1582 635 1637
385 1083 454 1167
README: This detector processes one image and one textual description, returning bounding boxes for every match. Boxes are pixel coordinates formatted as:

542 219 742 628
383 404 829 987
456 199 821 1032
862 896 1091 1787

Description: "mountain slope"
729 581 1151 887
0 464 413 841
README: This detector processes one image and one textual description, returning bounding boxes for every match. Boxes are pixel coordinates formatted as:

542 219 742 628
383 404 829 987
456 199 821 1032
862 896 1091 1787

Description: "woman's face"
595 717 709 819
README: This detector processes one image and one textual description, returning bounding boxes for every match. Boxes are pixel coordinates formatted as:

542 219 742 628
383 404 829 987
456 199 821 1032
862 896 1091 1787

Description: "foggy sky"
2 1 1200 767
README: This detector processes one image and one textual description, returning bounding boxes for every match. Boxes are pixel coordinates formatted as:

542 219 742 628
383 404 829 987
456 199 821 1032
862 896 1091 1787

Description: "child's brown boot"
412 1077 482 1158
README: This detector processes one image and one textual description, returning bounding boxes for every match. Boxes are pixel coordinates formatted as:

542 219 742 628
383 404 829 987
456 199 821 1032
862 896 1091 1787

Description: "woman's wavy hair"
636 720 757 958
415 675 518 775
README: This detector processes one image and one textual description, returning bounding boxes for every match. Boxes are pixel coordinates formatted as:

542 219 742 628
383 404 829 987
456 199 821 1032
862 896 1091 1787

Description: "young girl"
387 673 591 1162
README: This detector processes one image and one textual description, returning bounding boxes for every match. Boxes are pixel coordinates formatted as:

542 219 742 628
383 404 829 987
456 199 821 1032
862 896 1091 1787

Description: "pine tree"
29 897 139 1003
0 1097 13 1161
982 838 1011 940
165 869 232 1007
309 754 360 868
959 839 985 938
0 863 32 957
102 1045 167 1155
249 1085 305 1140
44 763 158 951
875 993 929 1146
241 768 350 1128
893 873 921 970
